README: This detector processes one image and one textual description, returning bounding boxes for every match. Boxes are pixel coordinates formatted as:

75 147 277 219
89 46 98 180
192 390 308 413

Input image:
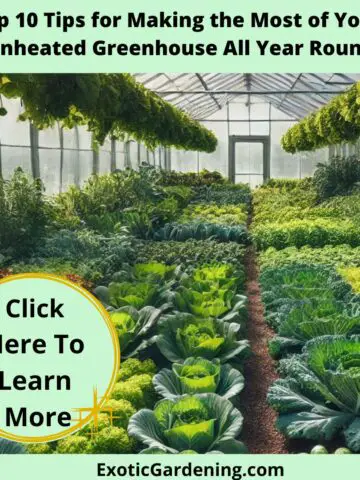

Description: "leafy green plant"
0 74 217 152
110 305 165 358
117 358 156 383
135 240 246 268
261 178 313 191
95 280 168 309
163 186 194 208
193 184 251 205
313 156 360 201
154 222 250 244
156 313 250 364
259 245 360 270
260 264 357 334
252 218 360 250
0 438 26 454
281 82 360 153
179 203 247 226
269 307 360 358
91 427 135 453
171 285 247 322
31 228 136 283
0 167 47 257
339 267 360 293
133 263 177 283
189 263 245 291
159 169 226 187
268 335 360 452
128 394 246 453
154 357 244 399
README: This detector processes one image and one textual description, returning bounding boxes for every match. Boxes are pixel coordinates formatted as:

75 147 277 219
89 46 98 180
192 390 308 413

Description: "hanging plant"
0 74 217 153
282 81 360 153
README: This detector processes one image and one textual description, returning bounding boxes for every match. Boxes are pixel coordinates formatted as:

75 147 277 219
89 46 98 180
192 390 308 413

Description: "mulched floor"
239 245 288 454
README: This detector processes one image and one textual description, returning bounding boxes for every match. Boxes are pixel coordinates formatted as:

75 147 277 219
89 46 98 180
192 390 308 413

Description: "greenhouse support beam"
29 124 40 179
195 73 222 110
199 118 299 123
156 89 345 95
59 126 64 193
111 138 116 172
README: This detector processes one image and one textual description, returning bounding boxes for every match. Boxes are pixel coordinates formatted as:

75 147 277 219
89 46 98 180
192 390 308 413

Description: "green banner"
1 454 357 479
0 0 359 71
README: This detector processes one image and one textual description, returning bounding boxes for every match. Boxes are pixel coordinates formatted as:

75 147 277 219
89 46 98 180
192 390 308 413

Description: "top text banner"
1 0 360 72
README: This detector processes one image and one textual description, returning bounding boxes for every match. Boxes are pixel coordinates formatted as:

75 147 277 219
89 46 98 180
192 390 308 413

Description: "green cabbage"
110 305 165 358
133 263 177 282
95 280 169 309
268 335 360 452
156 313 250 364
269 308 360 358
171 285 247 323
128 393 246 453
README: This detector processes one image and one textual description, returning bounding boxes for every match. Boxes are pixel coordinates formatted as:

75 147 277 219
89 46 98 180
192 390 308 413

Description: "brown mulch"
239 245 288 454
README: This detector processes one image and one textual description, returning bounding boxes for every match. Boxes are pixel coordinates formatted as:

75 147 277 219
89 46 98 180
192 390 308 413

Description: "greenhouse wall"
170 98 328 187
0 96 331 193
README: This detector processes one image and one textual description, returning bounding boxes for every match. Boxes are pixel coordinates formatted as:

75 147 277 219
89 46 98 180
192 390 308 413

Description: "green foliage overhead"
0 74 217 152
128 393 246 454
281 82 360 153
268 336 360 452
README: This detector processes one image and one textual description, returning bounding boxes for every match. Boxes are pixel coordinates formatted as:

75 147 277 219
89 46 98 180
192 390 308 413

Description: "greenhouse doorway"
228 135 270 187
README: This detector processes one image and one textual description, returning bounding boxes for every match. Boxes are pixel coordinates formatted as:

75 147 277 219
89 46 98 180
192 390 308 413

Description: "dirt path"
239 245 288 454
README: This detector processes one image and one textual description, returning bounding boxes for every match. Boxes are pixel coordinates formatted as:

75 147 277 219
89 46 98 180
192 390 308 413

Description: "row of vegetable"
254 178 360 453
3 161 360 454
0 168 252 454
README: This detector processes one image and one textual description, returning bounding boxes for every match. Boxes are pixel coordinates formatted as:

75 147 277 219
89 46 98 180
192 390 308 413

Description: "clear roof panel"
134 73 360 120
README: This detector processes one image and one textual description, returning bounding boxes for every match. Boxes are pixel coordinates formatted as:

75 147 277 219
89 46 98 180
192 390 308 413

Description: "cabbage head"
269 308 360 359
94 281 169 309
156 313 250 364
154 357 244 399
172 285 247 323
268 335 360 452
128 393 246 453
111 305 164 358
133 263 178 282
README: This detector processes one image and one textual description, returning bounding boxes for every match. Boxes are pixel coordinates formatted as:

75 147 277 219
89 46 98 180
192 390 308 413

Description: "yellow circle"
0 273 120 443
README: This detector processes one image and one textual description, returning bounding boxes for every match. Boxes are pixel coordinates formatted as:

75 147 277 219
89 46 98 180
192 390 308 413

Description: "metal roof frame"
134 73 360 121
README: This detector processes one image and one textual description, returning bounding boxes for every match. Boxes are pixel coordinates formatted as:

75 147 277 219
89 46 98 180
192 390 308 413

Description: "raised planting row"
253 179 360 454
4 169 252 455
260 264 360 359
252 178 360 250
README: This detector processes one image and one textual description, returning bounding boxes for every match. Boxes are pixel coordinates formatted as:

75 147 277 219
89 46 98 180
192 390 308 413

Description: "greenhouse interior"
1 72 360 455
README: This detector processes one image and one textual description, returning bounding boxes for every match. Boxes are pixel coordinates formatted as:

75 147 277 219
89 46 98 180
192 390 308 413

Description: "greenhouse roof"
135 73 360 121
